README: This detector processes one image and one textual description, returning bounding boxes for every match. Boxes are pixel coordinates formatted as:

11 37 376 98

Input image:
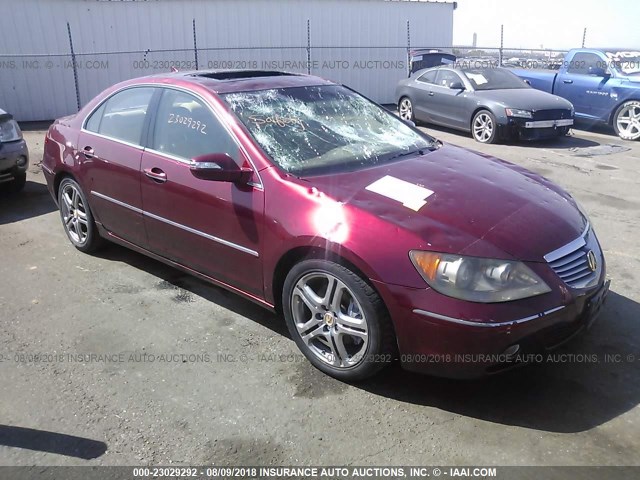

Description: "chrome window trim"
79 129 145 151
413 305 566 328
90 191 259 257
145 147 193 165
543 222 590 263
80 83 264 190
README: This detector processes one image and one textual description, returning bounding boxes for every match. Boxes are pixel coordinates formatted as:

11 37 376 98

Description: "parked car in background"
396 66 574 143
408 49 456 76
509 48 640 140
0 108 29 192
43 70 607 380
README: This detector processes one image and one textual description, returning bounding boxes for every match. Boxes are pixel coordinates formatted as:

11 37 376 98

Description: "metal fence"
1 19 572 122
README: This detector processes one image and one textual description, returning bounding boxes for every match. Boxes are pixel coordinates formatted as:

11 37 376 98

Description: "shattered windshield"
222 85 436 176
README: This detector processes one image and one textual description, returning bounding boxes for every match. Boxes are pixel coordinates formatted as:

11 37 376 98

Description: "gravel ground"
1 122 639 467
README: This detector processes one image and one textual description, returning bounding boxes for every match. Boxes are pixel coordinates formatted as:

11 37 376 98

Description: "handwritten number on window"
168 113 207 135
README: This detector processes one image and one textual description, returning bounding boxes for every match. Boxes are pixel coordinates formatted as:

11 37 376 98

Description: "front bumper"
500 117 574 141
0 139 29 183
374 271 609 379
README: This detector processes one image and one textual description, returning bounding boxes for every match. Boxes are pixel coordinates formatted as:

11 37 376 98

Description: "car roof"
138 70 335 94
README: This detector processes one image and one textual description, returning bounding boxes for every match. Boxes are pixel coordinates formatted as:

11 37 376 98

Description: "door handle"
82 146 94 159
428 91 435 96
563 79 573 84
144 167 167 183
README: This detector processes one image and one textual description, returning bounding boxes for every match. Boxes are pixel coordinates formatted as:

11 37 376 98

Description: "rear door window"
86 87 155 145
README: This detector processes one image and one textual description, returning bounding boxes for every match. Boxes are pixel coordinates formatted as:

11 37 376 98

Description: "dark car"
0 108 29 192
396 66 575 143
43 70 608 380
408 49 457 76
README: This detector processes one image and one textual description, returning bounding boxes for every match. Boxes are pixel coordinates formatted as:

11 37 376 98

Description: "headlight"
0 119 22 142
505 108 532 118
409 251 551 303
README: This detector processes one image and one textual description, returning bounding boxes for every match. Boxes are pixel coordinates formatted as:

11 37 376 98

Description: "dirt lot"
1 122 639 467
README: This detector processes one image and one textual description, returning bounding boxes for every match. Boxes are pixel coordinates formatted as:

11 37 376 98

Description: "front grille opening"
191 70 299 81
532 109 572 121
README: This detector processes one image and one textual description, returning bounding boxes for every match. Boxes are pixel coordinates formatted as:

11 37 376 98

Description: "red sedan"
42 70 609 380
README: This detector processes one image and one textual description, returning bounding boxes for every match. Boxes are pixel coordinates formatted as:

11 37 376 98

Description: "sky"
452 0 640 50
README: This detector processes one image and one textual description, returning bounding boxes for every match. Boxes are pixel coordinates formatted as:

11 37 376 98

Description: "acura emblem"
587 250 597 272
323 312 335 326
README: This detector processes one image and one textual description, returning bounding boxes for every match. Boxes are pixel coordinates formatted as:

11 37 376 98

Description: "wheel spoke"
68 219 79 239
336 311 366 330
338 324 368 340
321 275 337 309
332 332 350 365
329 280 346 313
325 337 340 366
296 315 323 336
62 190 73 210
72 189 79 209
300 324 325 344
294 282 323 315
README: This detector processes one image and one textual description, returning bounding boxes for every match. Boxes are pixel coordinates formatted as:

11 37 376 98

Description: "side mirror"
401 118 416 128
449 81 465 90
588 66 609 77
190 153 252 183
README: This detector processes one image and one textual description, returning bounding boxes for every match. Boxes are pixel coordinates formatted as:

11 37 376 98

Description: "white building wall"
0 0 454 121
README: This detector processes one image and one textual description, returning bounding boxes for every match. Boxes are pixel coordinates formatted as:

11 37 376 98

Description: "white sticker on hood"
365 175 434 212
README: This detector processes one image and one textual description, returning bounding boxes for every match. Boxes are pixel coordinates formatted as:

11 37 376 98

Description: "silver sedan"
395 67 575 144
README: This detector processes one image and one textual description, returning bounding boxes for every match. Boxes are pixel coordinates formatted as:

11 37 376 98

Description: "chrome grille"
544 224 602 289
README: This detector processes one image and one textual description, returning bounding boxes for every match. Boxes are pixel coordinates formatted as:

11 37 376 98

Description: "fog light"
16 155 27 167
502 344 520 357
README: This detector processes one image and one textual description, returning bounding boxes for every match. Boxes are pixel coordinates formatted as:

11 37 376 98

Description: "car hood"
473 88 573 111
304 144 587 262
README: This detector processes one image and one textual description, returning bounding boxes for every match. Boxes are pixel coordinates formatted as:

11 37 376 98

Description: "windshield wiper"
387 144 439 161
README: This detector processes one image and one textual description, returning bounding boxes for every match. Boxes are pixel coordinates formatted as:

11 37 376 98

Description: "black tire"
57 177 104 253
471 110 499 144
398 96 415 122
612 100 640 141
7 173 26 193
282 258 395 381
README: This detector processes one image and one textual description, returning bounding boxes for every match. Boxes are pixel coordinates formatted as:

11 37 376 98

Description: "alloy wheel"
473 112 494 142
290 271 369 368
399 98 413 121
60 183 89 245
616 103 640 140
